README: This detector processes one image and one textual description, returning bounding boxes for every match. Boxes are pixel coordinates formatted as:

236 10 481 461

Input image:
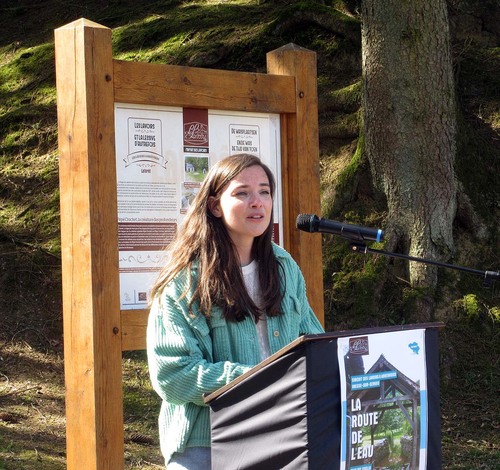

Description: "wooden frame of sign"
55 18 323 470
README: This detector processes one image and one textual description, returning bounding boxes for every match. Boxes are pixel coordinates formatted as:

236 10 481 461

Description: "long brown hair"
150 154 284 322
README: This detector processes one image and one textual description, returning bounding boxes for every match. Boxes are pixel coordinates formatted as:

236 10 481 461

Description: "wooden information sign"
55 18 323 470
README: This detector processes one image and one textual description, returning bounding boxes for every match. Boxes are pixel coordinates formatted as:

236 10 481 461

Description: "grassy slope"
0 0 498 468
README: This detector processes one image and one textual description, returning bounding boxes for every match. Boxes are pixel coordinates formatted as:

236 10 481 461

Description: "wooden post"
267 44 324 323
55 19 124 469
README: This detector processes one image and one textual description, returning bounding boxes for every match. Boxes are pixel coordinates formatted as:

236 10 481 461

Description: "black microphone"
296 214 384 243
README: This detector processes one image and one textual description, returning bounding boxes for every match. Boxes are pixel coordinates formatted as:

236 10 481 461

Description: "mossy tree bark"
361 0 457 321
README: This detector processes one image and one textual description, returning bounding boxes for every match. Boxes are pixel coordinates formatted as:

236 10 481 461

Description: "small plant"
488 305 500 322
462 293 481 318
454 293 498 322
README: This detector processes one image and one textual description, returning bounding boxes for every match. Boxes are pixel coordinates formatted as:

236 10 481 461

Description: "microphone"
296 214 384 243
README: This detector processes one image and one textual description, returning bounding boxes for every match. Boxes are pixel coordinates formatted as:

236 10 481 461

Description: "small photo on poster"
180 182 200 214
184 156 209 183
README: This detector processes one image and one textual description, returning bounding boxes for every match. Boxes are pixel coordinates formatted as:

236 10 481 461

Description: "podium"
204 323 443 470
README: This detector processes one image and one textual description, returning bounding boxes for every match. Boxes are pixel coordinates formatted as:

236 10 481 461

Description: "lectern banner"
338 329 428 470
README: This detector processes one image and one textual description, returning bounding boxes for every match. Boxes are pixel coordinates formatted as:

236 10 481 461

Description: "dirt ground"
0 341 164 469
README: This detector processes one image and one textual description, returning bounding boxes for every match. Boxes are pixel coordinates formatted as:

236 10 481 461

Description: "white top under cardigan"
241 260 272 361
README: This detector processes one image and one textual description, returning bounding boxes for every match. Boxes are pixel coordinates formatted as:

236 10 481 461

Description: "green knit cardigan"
146 243 324 465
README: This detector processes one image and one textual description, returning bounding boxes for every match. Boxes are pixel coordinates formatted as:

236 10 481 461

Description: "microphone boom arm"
350 242 500 287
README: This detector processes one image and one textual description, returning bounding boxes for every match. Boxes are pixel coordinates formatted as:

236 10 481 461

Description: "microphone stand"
349 241 500 287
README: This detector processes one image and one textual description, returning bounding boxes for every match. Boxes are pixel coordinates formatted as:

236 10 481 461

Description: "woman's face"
209 164 273 251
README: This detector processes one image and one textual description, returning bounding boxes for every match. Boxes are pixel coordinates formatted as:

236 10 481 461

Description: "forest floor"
0 338 164 469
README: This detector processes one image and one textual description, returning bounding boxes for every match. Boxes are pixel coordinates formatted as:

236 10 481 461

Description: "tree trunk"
361 0 458 321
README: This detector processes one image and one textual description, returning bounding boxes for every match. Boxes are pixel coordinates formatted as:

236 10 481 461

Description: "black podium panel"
209 340 341 469
425 328 442 470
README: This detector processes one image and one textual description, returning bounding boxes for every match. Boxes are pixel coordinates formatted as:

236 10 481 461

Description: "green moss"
112 1 271 67
328 80 362 111
337 129 363 186
322 130 369 219
324 239 390 330
0 43 54 89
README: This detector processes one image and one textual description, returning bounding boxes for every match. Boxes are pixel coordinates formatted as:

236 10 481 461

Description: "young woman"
147 154 324 469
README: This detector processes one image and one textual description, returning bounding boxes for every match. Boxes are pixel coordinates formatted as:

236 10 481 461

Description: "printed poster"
114 104 282 309
338 329 428 470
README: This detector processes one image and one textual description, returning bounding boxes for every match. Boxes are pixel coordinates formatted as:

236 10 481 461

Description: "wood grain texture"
55 18 124 470
121 309 149 351
114 60 296 113
267 44 324 324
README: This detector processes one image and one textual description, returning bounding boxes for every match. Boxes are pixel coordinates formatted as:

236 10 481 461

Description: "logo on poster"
349 336 369 355
184 121 208 146
125 117 167 167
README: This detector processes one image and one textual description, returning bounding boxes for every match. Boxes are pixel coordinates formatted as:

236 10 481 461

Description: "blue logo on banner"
408 342 420 354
